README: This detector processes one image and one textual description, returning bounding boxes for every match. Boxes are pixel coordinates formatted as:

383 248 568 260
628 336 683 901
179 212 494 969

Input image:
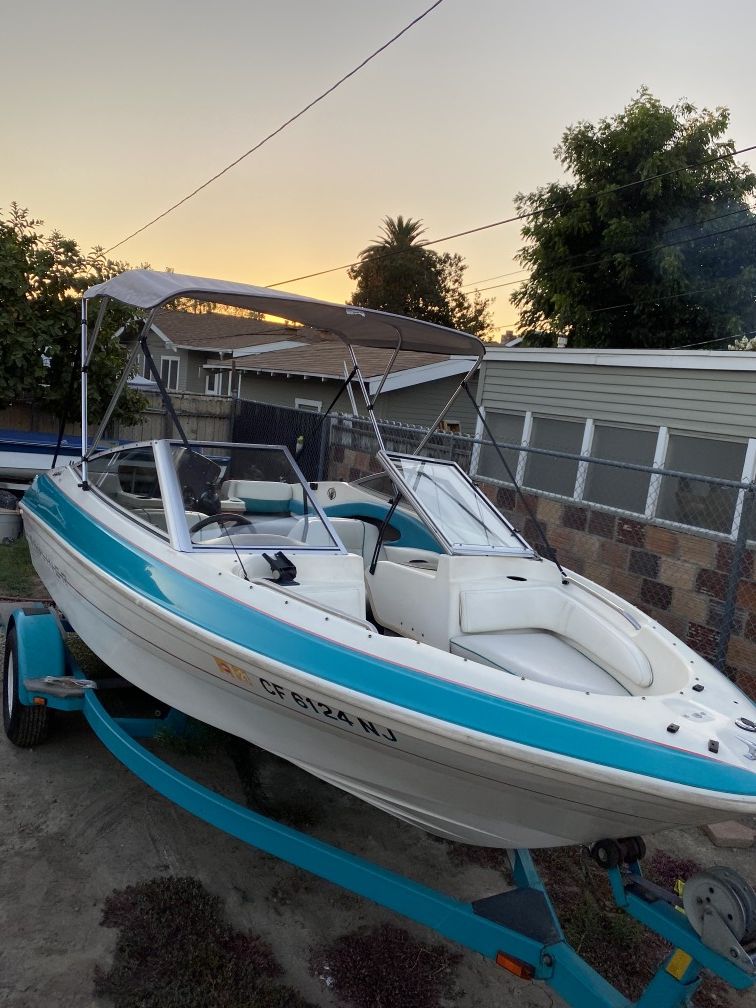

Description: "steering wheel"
190 513 257 535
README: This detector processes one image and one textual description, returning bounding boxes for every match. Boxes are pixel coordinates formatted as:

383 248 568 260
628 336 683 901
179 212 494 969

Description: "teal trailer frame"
5 606 755 1008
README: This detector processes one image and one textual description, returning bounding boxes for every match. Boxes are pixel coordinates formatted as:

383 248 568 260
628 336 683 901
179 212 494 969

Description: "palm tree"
348 214 494 336
359 215 427 259
349 216 438 317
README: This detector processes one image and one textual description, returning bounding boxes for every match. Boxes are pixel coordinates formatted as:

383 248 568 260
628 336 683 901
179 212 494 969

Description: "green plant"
310 922 461 1008
0 534 48 599
94 875 314 1008
534 846 731 1006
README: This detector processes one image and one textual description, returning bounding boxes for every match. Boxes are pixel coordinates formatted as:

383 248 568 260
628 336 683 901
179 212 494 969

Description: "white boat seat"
289 517 380 566
132 508 204 532
450 631 630 696
458 586 652 689
221 480 293 514
249 515 300 536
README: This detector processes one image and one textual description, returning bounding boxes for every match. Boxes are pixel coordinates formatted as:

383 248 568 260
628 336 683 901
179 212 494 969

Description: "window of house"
160 356 180 391
476 411 525 484
295 398 322 413
205 370 223 395
523 416 583 496
656 433 746 534
583 424 657 514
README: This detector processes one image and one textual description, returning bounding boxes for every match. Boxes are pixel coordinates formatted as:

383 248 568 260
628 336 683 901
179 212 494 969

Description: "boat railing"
567 576 642 631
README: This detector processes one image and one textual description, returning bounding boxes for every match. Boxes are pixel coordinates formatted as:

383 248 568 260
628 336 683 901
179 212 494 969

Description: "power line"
267 143 756 288
471 216 756 295
461 267 528 288
675 328 756 350
461 204 754 290
103 0 447 254
587 278 731 315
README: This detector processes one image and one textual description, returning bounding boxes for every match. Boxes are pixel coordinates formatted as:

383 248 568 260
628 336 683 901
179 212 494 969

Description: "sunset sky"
3 0 756 332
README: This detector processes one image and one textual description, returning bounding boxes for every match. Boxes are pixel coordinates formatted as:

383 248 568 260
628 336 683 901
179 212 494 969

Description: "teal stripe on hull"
23 475 756 797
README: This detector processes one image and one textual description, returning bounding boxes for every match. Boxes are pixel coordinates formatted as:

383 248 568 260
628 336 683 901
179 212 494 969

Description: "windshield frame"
79 439 347 554
378 450 535 557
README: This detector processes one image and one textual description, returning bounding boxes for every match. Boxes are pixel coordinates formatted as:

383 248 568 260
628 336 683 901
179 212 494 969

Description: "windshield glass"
168 443 341 550
381 453 528 553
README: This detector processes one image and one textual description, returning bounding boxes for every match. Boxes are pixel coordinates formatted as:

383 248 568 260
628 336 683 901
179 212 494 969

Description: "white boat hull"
23 505 754 849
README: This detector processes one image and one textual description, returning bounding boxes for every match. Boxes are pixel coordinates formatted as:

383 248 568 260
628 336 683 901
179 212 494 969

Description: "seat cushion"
450 630 630 696
221 480 293 513
458 586 652 689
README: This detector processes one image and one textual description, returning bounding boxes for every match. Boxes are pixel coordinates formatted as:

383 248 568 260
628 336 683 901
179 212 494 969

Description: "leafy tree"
511 90 756 348
348 215 494 338
0 204 147 425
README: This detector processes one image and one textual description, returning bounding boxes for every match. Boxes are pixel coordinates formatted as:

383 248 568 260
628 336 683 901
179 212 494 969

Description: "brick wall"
330 442 756 700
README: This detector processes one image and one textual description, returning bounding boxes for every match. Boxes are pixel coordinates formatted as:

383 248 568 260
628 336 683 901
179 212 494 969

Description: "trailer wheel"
3 627 49 747
590 838 621 869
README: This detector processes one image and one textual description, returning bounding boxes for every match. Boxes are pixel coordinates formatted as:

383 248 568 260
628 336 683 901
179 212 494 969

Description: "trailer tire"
3 626 49 747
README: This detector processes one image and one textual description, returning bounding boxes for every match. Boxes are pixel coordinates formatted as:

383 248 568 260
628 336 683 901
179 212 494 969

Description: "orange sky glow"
2 0 755 334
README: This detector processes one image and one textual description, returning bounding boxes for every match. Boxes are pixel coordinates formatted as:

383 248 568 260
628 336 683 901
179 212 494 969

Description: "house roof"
153 310 304 352
224 341 478 394
482 346 756 371
228 343 462 379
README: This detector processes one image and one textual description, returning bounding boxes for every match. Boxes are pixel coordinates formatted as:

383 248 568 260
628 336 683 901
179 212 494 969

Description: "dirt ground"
1 604 754 1008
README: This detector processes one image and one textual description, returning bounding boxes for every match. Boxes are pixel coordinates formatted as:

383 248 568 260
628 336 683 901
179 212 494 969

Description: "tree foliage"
511 90 756 348
0 203 147 424
348 215 494 338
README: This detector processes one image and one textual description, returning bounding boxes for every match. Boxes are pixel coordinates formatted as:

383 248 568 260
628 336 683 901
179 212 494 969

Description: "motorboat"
19 270 756 848
0 429 82 489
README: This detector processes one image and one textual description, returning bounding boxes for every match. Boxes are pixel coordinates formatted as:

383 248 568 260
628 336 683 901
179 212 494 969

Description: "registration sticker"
213 657 250 684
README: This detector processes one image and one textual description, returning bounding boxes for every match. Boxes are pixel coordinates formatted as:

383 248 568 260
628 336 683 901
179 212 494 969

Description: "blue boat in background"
0 429 83 488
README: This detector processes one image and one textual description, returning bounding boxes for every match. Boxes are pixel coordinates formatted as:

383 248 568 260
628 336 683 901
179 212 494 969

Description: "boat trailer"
4 605 755 1008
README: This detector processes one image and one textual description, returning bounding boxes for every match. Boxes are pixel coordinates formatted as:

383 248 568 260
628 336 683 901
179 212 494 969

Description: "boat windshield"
168 442 342 551
379 452 530 555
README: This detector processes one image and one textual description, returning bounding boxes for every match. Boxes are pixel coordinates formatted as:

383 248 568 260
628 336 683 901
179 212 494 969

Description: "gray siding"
375 375 478 433
238 373 345 412
237 372 479 432
479 360 756 439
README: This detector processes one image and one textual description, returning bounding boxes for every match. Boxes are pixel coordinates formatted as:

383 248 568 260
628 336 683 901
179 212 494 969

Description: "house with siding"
130 311 305 396
474 347 756 540
128 309 481 432
225 344 480 432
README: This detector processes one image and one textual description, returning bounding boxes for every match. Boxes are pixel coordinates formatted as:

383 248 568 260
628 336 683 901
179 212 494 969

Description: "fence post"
317 414 333 481
714 484 754 675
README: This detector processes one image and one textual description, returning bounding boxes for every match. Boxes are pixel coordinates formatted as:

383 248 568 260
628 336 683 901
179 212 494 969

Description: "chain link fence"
228 398 755 692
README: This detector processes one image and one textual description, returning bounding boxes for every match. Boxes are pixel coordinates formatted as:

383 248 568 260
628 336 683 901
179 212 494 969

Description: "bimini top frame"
79 269 485 483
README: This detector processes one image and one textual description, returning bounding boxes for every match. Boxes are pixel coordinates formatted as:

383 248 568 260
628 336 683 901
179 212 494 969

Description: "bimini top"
84 269 484 359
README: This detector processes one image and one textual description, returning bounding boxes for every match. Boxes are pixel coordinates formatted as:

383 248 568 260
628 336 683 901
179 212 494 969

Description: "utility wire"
674 328 756 350
460 204 754 289
104 0 447 254
472 217 756 294
267 143 756 287
587 279 731 315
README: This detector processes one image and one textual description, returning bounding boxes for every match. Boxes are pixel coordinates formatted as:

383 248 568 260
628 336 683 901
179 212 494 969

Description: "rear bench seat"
450 585 652 696
221 480 300 535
